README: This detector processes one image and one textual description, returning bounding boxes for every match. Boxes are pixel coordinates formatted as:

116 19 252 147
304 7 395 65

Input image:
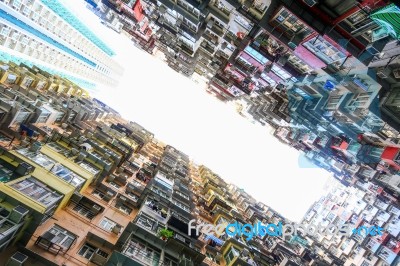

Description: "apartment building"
0 0 124 88
0 61 357 266
302 180 400 266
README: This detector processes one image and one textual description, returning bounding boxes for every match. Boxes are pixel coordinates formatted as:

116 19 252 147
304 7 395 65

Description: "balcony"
140 199 170 224
34 225 76 255
122 241 173 266
67 195 104 220
203 257 220 266
200 41 216 55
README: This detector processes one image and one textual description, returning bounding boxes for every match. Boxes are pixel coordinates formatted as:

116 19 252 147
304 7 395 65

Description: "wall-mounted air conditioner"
376 67 391 79
393 68 400 79
107 175 115 182
70 191 83 203
111 224 122 234
6 252 28 266
8 206 29 224
90 249 108 265
91 204 102 215
15 162 34 176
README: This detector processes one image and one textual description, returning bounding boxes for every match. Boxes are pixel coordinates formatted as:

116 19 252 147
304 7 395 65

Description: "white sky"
65 0 332 222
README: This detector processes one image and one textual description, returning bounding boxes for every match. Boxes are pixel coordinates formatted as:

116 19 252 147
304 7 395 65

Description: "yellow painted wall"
10 151 76 210
0 182 46 213
40 146 94 180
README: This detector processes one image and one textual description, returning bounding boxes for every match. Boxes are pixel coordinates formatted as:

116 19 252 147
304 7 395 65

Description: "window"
234 15 252 31
346 9 371 26
48 225 76 249
12 0 23 9
11 177 62 207
124 239 161 265
117 204 132 215
6 74 17 84
368 147 384 158
236 57 252 69
175 190 189 200
224 247 239 265
0 27 10 37
260 73 276 86
216 216 228 226
303 36 347 65
244 46 269 65
172 199 190 212
270 7 314 38
206 252 217 262
78 242 96 259
150 186 168 198
10 111 29 127
294 88 313 100
99 217 117 232
50 164 85 189
136 214 157 231
393 152 400 164
164 256 178 266
271 64 291 80
154 176 173 190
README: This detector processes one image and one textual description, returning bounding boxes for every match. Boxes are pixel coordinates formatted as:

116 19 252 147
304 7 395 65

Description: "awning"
370 4 400 40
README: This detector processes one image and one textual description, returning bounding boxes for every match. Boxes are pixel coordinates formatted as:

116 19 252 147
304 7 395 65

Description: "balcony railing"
67 200 100 220
34 235 65 255
123 243 171 266
141 202 170 224
203 257 220 266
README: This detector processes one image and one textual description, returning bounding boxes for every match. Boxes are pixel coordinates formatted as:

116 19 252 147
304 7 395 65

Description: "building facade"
0 0 124 89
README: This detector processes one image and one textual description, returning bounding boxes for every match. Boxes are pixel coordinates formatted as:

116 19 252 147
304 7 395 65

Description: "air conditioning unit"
69 148 79 156
0 193 6 203
29 142 42 152
6 252 28 266
91 204 102 215
107 175 115 182
376 67 391 79
303 0 318 7
111 224 122 234
90 249 108 265
288 34 303 49
8 206 29 224
15 162 34 176
103 191 114 201
276 83 286 90
77 152 86 161
366 40 386 55
277 54 289 65
70 191 83 203
393 68 400 79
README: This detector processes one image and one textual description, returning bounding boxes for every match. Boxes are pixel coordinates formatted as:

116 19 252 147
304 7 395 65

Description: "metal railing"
123 244 171 266
34 236 65 255
67 200 98 220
